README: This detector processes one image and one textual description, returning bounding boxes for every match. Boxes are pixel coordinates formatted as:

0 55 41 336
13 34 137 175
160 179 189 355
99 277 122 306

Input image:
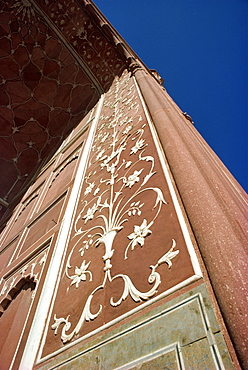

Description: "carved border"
115 342 184 370
133 76 202 278
0 246 48 312
20 96 105 370
38 292 226 369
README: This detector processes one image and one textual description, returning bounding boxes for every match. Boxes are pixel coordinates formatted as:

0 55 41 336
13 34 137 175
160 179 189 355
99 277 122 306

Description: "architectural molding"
134 67 248 368
19 95 105 370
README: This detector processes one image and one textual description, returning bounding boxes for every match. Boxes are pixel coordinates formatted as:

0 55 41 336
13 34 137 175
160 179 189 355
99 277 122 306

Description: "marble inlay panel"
40 71 201 358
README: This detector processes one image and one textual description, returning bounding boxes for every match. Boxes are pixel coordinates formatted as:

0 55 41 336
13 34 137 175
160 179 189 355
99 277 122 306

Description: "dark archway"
0 277 36 370
0 0 129 227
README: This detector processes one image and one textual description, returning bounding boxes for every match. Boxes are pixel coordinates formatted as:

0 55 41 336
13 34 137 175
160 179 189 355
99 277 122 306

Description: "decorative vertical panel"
40 71 201 359
0 117 89 272
0 245 48 369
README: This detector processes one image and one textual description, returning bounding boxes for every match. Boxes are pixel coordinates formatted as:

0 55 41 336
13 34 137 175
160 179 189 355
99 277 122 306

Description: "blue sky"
94 0 248 192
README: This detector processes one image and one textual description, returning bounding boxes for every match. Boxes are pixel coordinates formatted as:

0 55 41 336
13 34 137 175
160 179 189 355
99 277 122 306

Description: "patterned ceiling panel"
0 0 126 224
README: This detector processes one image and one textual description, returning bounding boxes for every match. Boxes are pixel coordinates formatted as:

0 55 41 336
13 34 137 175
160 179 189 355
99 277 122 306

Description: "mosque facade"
0 1 247 369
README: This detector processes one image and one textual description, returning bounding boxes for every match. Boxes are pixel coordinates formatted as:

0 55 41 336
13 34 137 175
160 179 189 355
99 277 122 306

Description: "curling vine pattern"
52 72 179 343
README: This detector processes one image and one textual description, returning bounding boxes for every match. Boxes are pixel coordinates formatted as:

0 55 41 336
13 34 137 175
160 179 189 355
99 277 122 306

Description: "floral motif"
52 315 71 336
123 124 133 135
100 133 109 143
150 239 179 273
76 26 87 39
79 236 93 256
127 201 144 216
94 187 100 195
0 251 47 304
96 149 105 160
106 163 116 174
130 139 146 154
70 261 92 288
125 161 132 168
83 204 98 223
124 169 143 188
127 219 152 250
157 239 179 268
11 0 36 21
84 182 95 196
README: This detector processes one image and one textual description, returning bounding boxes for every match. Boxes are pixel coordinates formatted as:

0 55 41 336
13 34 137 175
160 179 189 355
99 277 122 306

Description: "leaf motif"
102 199 110 208
153 187 167 208
74 227 83 236
110 273 160 307
157 239 179 268
141 172 156 186
143 155 154 162
125 161 132 168
52 315 71 335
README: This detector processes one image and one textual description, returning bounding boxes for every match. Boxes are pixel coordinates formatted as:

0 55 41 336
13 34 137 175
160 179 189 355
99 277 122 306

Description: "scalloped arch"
0 276 36 316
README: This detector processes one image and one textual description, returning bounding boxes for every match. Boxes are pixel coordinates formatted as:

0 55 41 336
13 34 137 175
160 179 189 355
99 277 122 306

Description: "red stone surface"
0 247 47 370
0 280 35 369
134 68 248 369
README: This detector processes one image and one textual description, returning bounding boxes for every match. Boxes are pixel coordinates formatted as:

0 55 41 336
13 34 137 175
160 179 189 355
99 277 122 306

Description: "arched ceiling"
0 0 130 225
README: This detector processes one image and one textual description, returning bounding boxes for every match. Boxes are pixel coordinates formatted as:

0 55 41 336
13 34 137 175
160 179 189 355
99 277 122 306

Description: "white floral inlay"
127 219 152 253
70 261 92 288
124 169 143 188
51 72 179 344
84 182 95 196
130 139 146 154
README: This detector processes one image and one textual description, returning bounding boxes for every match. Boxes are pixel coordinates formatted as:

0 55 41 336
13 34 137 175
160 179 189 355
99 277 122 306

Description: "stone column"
134 67 248 369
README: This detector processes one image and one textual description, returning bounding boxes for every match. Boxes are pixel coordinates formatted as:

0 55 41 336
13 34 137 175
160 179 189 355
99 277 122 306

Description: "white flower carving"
103 153 115 165
124 169 143 188
106 163 116 173
96 149 105 160
125 161 132 168
100 133 109 143
130 139 145 154
80 236 93 256
70 261 92 288
52 315 71 335
84 182 95 196
76 26 87 39
83 204 98 223
123 124 133 135
128 219 152 250
54 72 172 344
94 187 100 195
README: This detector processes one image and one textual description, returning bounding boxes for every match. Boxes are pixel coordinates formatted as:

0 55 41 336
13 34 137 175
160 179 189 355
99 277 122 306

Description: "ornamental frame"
47 71 201 348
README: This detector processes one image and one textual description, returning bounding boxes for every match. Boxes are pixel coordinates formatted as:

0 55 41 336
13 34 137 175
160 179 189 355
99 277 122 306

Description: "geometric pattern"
0 0 126 222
